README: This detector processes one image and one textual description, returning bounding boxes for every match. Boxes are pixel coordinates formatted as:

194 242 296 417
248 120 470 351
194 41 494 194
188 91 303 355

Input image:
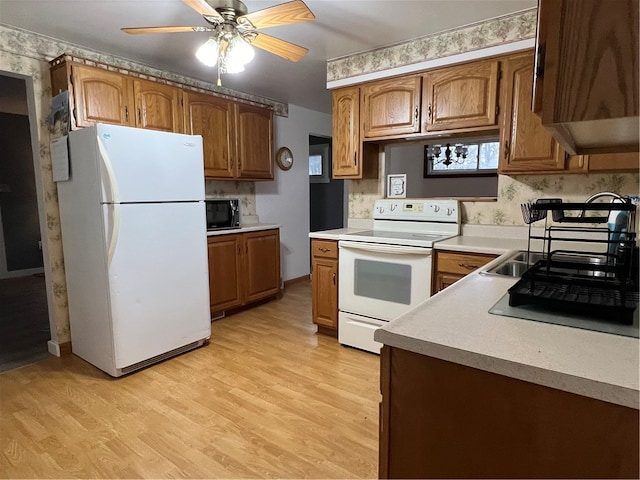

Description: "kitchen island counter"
374 254 639 409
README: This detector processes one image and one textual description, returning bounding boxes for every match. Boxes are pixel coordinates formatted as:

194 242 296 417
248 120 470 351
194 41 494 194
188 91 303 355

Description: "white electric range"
338 198 461 353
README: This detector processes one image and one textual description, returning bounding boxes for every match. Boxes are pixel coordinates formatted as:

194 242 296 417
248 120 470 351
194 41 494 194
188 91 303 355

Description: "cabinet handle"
245 244 248 254
427 104 432 119
414 106 419 122
354 151 358 166
458 263 479 271
319 247 331 253
332 272 336 285
237 244 241 254
137 108 142 125
125 106 129 122
535 44 546 79
504 140 510 161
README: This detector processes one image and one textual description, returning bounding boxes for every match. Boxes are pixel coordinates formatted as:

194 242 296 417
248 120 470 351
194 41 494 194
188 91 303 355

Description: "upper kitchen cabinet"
533 0 639 155
132 79 183 133
183 91 236 179
235 103 274 180
499 52 583 174
332 86 379 179
361 76 422 138
422 59 500 133
51 62 134 128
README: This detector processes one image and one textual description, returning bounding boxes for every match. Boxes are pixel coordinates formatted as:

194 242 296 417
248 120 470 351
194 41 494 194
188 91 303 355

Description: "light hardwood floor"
0 281 380 479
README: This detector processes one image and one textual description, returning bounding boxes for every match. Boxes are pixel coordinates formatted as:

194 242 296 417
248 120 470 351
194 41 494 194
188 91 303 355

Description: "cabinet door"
183 91 236 178
70 64 134 127
207 234 243 312
332 87 361 178
499 53 569 174
133 79 183 133
423 59 499 132
236 103 274 179
534 0 639 155
434 272 463 294
243 229 281 303
312 257 338 329
362 76 421 138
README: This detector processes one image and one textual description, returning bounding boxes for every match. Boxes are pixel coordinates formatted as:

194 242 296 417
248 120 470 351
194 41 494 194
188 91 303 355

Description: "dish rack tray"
510 200 638 324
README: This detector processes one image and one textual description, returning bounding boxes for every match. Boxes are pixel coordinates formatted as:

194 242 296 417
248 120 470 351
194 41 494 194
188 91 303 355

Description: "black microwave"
205 199 240 231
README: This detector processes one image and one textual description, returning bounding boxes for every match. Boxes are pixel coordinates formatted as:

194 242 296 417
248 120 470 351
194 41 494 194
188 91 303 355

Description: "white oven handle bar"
339 240 431 256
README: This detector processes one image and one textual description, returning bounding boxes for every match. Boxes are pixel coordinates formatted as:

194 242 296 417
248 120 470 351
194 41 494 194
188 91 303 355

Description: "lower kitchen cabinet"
207 228 281 313
379 346 639 479
432 250 497 294
311 239 338 336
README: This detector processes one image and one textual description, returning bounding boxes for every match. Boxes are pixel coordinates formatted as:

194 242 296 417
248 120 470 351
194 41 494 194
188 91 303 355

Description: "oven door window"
354 259 411 304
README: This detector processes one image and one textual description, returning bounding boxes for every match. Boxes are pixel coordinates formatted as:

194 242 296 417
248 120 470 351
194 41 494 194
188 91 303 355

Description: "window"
309 144 330 183
424 138 499 177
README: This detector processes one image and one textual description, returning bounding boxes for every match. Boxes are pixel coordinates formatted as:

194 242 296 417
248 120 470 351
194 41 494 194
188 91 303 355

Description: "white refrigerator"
57 124 211 377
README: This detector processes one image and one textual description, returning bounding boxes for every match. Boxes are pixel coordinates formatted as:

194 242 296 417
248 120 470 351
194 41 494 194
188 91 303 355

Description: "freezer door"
96 123 204 203
105 201 211 368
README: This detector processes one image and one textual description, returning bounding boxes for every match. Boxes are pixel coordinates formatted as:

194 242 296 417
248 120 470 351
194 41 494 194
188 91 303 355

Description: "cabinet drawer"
437 251 497 275
312 239 338 259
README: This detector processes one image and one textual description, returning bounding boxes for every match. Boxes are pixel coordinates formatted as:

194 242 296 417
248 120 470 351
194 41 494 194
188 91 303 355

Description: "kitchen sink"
482 251 612 278
489 261 531 277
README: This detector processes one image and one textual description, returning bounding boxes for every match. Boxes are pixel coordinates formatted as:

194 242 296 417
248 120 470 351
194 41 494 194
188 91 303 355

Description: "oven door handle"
339 240 431 255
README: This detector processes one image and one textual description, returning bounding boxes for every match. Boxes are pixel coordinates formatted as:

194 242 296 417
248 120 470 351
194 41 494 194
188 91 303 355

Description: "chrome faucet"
579 192 627 217
583 191 626 204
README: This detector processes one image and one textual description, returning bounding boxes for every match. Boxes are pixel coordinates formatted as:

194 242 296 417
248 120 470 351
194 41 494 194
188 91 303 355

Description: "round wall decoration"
276 146 294 170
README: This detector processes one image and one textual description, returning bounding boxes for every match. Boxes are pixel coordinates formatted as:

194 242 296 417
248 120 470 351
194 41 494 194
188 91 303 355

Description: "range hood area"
533 0 639 155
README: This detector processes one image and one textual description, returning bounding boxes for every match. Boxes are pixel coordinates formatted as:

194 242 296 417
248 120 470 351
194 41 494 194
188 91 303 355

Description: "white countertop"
207 223 279 236
308 228 368 241
374 236 640 409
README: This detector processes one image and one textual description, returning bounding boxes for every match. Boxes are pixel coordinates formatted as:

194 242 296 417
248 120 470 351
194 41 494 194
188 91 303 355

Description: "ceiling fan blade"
121 26 201 34
182 0 223 20
240 0 315 29
250 32 309 62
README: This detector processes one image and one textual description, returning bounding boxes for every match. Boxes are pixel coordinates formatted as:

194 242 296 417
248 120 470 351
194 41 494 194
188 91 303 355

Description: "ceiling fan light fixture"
196 37 219 67
229 34 255 65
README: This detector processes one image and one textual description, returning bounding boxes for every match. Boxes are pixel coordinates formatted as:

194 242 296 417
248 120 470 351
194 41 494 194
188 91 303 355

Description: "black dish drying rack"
509 200 638 324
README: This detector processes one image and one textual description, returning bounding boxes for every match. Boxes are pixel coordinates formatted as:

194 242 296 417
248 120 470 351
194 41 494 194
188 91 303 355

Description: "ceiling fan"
122 0 315 77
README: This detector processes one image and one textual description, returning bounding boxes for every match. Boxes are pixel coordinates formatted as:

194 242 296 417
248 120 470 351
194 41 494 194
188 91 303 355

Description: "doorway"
0 74 52 371
308 135 345 232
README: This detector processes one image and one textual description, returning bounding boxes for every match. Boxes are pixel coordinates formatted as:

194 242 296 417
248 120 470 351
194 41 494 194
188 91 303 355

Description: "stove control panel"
374 199 460 223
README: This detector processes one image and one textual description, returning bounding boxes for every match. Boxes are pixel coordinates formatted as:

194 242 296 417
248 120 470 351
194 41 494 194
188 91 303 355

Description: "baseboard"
283 274 310 287
48 340 72 357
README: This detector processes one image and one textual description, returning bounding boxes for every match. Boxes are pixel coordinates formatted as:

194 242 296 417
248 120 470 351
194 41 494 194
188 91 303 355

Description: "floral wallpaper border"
1 25 288 117
327 8 537 82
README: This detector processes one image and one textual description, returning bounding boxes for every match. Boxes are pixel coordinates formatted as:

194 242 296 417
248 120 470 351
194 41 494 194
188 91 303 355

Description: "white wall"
255 104 332 282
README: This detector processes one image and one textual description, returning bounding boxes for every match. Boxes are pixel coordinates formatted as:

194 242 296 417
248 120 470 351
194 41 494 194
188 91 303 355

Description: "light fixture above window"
426 143 469 167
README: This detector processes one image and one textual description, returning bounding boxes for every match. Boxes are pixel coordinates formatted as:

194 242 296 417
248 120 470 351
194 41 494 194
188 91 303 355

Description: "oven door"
338 240 433 321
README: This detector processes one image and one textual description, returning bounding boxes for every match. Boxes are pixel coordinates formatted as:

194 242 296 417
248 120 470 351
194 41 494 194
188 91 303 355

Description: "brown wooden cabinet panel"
422 59 500 132
499 53 571 174
332 87 379 179
332 87 361 178
133 79 183 133
533 0 639 154
183 91 236 178
207 234 243 311
236 103 273 180
362 76 421 138
432 250 497 294
586 152 639 172
311 239 339 334
244 229 281 303
69 64 134 128
207 229 280 313
379 346 639 479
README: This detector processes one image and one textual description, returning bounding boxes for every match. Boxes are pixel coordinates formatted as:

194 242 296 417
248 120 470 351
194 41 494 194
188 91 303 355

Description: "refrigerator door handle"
97 138 121 266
